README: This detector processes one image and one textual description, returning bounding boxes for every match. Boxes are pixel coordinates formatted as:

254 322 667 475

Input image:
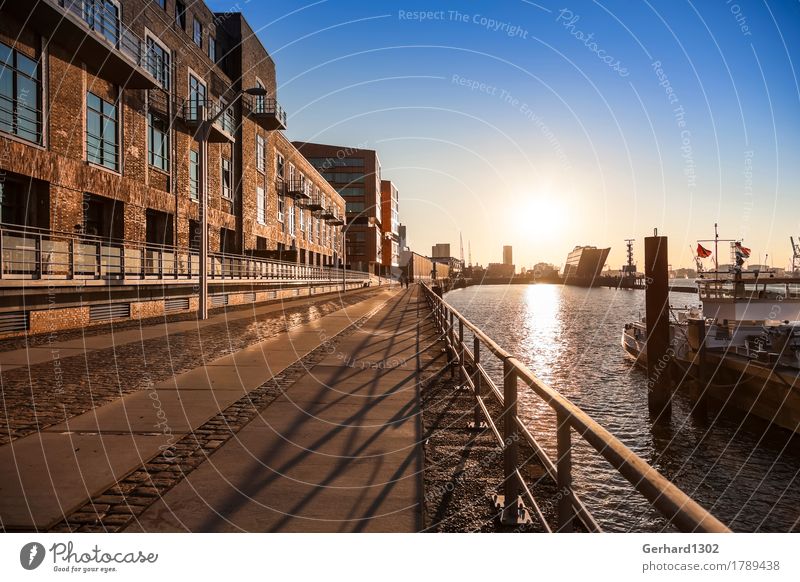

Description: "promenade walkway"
0 285 446 532
127 286 443 532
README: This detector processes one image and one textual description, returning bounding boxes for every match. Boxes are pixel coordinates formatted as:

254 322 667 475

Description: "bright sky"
208 0 800 271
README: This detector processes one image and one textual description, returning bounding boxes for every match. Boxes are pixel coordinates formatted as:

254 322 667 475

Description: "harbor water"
444 284 800 532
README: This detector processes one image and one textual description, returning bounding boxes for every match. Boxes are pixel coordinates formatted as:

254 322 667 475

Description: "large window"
288 202 295 236
176 1 187 30
321 172 364 183
299 205 304 232
189 149 199 201
256 135 265 172
148 112 169 172
145 36 170 89
208 36 216 62
221 158 232 199
277 194 284 223
255 78 266 113
307 157 364 168
346 201 365 214
0 41 41 144
276 153 285 180
337 187 363 197
257 186 266 225
188 74 206 119
193 19 202 47
86 92 118 171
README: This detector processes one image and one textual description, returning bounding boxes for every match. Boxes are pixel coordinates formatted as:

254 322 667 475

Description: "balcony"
320 208 336 220
244 95 287 131
182 99 236 143
324 209 344 226
304 192 325 211
285 179 310 201
3 0 157 89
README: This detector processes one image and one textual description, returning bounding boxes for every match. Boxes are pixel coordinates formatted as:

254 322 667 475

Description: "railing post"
458 319 465 385
556 408 574 532
35 233 42 279
468 336 485 430
493 359 529 525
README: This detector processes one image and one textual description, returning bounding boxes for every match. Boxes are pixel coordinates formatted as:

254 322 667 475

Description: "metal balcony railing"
420 282 730 533
0 225 367 285
285 178 310 201
244 95 287 130
182 99 236 141
304 192 325 211
13 0 158 88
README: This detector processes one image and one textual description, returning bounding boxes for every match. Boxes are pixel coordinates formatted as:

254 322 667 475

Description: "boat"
621 233 800 432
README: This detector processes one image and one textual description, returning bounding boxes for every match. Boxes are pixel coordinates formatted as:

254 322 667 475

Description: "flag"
735 242 751 258
696 244 712 258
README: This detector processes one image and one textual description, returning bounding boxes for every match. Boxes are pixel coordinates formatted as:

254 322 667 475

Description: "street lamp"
198 86 268 320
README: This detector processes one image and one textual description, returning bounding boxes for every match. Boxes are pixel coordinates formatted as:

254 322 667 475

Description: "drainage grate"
164 297 190 314
89 303 131 322
210 294 228 307
0 311 29 333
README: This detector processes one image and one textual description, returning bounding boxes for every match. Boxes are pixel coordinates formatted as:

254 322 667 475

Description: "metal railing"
244 95 287 129
57 0 152 72
420 282 730 533
182 99 236 136
0 225 368 284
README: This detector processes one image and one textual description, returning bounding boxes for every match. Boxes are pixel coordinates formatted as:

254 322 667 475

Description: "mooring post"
689 318 708 419
645 234 672 421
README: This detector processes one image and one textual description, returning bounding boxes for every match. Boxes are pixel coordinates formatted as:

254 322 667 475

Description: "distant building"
563 246 610 285
486 263 515 278
380 180 400 274
533 262 559 279
432 243 451 258
293 141 383 274
503 245 513 266
398 224 408 251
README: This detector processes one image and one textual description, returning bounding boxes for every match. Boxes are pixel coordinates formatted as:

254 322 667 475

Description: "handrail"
419 282 730 533
0 224 367 284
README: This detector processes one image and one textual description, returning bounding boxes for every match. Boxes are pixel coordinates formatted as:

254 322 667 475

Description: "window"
86 92 118 171
188 74 206 120
221 158 232 199
276 153 285 180
208 36 216 62
256 135 265 172
307 157 364 168
299 205 304 232
346 202 365 214
176 1 186 30
84 0 120 46
145 35 170 89
0 41 41 144
288 203 295 236
321 172 365 184
288 163 296 184
193 19 202 47
189 149 199 201
337 187 363 197
148 112 169 172
155 0 166 9
277 194 284 223
257 186 266 225
255 78 266 113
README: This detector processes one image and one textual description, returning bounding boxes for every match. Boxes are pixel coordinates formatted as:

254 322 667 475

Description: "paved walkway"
126 286 443 532
0 287 402 531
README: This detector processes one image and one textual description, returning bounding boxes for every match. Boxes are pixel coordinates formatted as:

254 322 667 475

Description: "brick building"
380 180 399 275
292 142 384 275
0 0 352 335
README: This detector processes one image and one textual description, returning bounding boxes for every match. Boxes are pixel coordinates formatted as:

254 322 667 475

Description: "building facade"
292 142 383 275
432 243 451 258
380 180 399 275
0 0 350 334
503 245 513 266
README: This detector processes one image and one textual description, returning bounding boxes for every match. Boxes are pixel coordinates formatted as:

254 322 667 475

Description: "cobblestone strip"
42 302 387 533
0 290 381 445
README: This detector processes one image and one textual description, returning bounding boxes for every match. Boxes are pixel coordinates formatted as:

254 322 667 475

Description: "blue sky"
207 0 800 270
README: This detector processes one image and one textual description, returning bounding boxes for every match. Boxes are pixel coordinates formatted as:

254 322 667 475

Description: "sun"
513 195 567 238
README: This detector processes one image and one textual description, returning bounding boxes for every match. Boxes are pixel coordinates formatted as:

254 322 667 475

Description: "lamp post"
197 86 267 320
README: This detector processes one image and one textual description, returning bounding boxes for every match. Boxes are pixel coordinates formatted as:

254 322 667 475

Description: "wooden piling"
644 235 672 421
